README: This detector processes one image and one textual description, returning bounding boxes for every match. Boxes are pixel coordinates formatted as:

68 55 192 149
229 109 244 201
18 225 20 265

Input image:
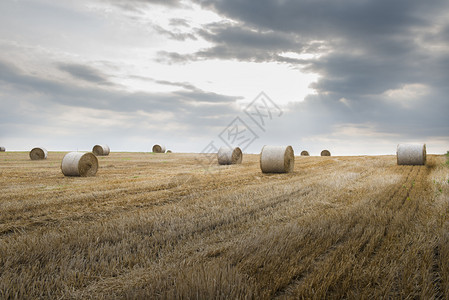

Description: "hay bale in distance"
397 143 426 165
29 147 48 160
321 150 331 156
92 144 110 156
260 145 294 173
300 150 309 156
166 150 172 153
0 146 5 152
217 146 243 165
152 144 166 153
61 152 98 177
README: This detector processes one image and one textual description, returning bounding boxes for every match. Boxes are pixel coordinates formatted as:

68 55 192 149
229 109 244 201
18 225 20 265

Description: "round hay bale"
260 145 294 173
300 150 309 156
321 150 331 156
397 143 426 165
92 144 110 156
0 146 5 152
29 147 48 160
166 150 172 153
217 146 243 165
152 144 166 153
61 152 98 177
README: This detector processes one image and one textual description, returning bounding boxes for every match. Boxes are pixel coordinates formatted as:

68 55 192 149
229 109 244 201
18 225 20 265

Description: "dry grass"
1 151 449 299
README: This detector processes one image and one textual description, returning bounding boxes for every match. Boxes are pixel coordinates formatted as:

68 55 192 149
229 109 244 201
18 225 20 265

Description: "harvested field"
1 151 449 299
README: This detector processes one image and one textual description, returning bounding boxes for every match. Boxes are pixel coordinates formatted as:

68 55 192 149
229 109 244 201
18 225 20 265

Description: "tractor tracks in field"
365 166 418 257
432 245 445 299
272 223 359 298
137 162 382 249
209 166 383 298
272 165 431 298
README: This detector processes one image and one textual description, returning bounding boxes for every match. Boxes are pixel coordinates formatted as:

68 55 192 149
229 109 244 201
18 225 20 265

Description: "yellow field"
1 152 449 299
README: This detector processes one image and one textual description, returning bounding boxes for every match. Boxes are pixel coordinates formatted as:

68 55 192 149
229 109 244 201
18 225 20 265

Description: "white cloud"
382 83 430 108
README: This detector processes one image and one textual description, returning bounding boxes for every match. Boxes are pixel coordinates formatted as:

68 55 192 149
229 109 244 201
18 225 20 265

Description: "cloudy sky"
1 0 448 155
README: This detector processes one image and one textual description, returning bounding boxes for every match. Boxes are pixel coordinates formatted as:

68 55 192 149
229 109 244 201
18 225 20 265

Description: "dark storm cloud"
307 53 410 96
183 0 449 69
168 0 449 141
195 0 436 37
158 22 311 63
169 18 191 27
155 51 195 64
281 86 449 142
129 75 241 103
0 59 240 122
151 24 197 41
190 0 449 91
153 79 243 103
0 60 73 97
150 78 198 91
58 63 113 85
174 89 243 103
158 0 448 81
194 22 307 62
197 23 302 52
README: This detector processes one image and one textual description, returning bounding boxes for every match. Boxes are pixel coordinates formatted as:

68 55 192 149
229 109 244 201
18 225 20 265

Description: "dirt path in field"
0 152 448 299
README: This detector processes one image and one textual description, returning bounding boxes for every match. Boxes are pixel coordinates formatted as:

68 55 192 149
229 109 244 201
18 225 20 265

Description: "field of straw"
1 151 449 299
